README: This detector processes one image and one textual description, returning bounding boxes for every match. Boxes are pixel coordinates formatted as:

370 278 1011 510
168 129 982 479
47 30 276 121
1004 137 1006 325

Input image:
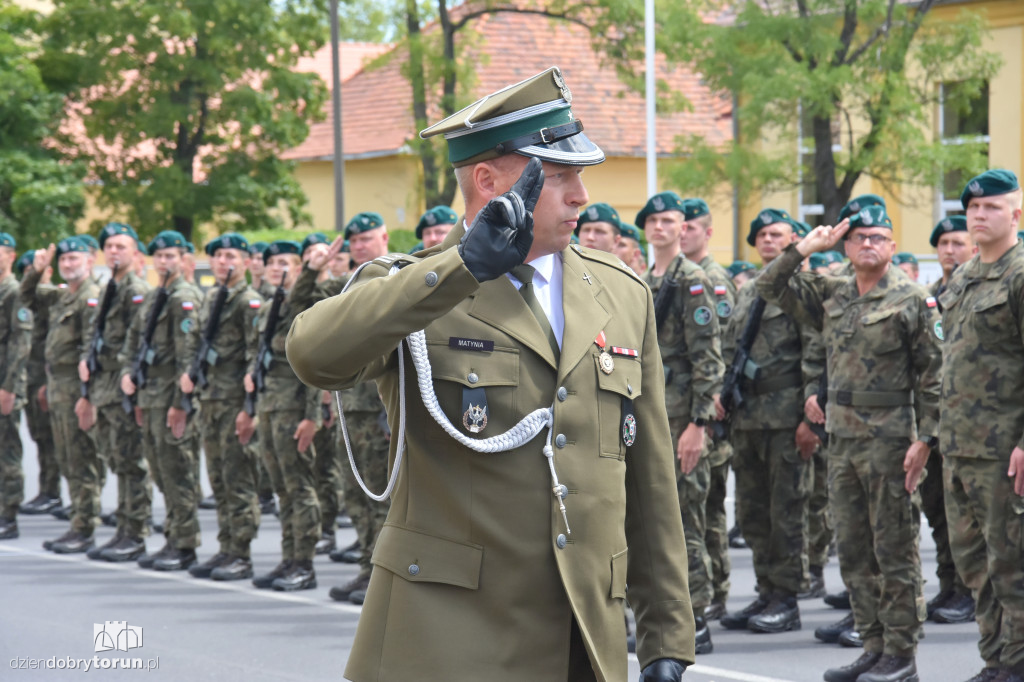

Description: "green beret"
808 253 829 270
727 260 758 278
419 67 604 168
205 232 250 256
185 242 195 254
57 236 90 255
681 198 710 221
263 240 301 264
839 194 887 221
961 169 1020 209
1018 230 1024 241
0 233 15 249
793 220 812 238
635 191 685 229
929 215 968 247
15 250 34 275
248 241 268 256
147 230 188 255
79 234 100 252
569 234 579 245
136 237 147 252
415 206 459 239
576 203 622 235
301 232 329 255
344 212 385 239
98 222 139 249
823 250 845 265
618 223 642 244
747 208 795 246
409 241 424 254
341 240 350 253
638 242 647 259
846 205 893 232
892 252 918 266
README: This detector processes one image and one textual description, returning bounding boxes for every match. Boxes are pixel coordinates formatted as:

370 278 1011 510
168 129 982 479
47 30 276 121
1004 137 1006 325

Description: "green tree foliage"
591 0 1001 222
0 1 85 249
38 0 330 242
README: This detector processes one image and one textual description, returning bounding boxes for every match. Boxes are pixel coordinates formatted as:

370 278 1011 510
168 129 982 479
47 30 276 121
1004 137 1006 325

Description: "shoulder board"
569 244 647 287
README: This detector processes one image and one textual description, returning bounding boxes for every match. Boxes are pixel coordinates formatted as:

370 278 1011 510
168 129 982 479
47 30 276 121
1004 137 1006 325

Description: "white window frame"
936 81 990 219
798 103 842 224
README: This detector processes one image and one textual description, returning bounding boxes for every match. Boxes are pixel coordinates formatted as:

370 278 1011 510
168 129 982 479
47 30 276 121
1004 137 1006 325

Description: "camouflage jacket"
248 286 319 420
25 282 52 388
81 272 151 408
697 256 736 463
191 279 262 402
0 273 31 401
644 254 724 422
255 278 275 300
939 240 1024 460
291 265 381 413
758 245 941 441
118 275 200 409
723 267 812 431
21 268 100 405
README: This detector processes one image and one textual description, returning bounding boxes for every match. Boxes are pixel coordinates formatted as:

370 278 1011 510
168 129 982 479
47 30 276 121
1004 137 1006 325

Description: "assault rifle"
182 267 233 414
653 259 685 332
123 271 171 413
244 268 287 416
712 296 767 440
82 272 119 399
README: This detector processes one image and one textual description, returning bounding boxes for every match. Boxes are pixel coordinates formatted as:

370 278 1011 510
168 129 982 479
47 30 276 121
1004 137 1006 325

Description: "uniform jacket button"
408 564 420 576
555 433 567 448
557 386 568 402
467 372 479 384
424 271 439 287
556 534 567 549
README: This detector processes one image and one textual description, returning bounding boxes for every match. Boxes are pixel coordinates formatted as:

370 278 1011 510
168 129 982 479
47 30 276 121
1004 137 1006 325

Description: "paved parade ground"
1 417 981 682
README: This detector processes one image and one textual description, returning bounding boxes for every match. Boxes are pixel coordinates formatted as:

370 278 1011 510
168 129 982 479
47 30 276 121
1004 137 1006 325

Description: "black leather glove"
639 658 687 682
458 156 544 282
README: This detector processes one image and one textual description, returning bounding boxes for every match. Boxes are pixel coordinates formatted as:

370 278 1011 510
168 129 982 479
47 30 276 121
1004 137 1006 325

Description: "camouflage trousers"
200 399 260 558
945 456 1024 676
50 400 101 536
732 427 810 597
0 409 24 521
258 409 320 563
705 460 732 603
93 403 151 538
921 449 967 597
141 407 200 550
829 436 924 657
669 416 712 610
314 419 342 534
807 446 833 571
26 381 59 498
340 411 390 577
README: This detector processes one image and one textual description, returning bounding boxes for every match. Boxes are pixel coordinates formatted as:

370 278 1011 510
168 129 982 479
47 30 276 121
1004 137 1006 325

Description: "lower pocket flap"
372 524 484 590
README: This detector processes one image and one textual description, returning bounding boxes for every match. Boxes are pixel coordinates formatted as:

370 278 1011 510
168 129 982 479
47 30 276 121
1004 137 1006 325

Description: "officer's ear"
472 161 501 202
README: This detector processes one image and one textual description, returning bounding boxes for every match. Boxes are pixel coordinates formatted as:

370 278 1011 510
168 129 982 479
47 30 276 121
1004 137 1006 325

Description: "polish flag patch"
926 297 937 308
689 284 704 296
249 299 261 309
714 285 728 296
86 298 98 307
181 301 194 311
611 346 639 357
132 294 145 304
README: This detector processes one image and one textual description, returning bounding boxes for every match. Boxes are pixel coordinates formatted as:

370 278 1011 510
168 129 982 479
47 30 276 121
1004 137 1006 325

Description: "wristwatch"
693 418 707 427
924 435 939 449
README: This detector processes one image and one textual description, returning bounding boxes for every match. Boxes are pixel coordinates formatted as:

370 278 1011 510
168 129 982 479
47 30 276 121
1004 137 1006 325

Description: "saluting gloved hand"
639 658 687 682
458 156 544 282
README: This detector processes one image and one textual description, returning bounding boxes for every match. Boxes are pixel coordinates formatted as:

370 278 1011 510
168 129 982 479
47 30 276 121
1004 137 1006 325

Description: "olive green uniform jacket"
287 237 695 682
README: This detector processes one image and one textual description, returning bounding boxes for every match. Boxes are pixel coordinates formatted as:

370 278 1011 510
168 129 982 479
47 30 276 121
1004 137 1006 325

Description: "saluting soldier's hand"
1008 446 1024 497
903 440 931 493
796 218 850 257
677 423 705 475
459 157 544 282
33 244 55 273
308 238 342 272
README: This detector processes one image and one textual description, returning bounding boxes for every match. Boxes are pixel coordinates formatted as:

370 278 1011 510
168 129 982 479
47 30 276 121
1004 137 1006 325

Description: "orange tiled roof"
294 41 392 84
283 11 732 162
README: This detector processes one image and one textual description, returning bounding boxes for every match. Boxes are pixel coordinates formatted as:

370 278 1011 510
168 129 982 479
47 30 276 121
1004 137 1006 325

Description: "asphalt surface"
1 414 982 681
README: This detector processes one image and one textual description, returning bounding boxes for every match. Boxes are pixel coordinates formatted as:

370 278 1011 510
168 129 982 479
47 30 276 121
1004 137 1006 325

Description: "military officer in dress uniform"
287 67 695 682
939 170 1024 682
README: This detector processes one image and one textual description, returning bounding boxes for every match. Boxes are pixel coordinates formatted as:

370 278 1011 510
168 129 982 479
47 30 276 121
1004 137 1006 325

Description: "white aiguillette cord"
334 262 571 534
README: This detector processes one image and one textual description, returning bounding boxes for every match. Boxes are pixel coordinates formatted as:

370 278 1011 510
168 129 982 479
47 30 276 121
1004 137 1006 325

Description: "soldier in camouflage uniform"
939 170 1024 682
120 230 201 571
575 202 622 254
79 223 152 562
16 251 61 516
246 240 276 514
758 206 941 682
247 241 321 592
290 215 392 605
0 234 31 540
717 209 816 636
637 191 724 654
181 233 263 581
21 239 101 553
678 198 737 621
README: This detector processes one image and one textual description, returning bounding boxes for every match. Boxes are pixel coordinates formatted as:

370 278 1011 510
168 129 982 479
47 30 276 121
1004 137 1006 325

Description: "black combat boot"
825 589 852 609
87 530 124 560
211 556 254 581
856 654 918 682
329 539 361 564
272 559 316 591
926 588 954 619
329 573 370 602
933 592 976 624
694 615 713 654
43 528 76 551
188 551 231 578
20 494 62 515
720 594 770 630
51 531 95 554
823 651 882 682
314 531 336 555
101 536 146 562
0 518 18 540
253 560 293 589
704 600 726 621
838 629 863 648
747 593 800 633
992 669 1024 682
963 667 1001 682
153 547 197 571
798 565 826 599
137 540 173 568
815 612 856 643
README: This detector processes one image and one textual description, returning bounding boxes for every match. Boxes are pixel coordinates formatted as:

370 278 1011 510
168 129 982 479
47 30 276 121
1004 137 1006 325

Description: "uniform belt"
828 388 913 407
746 371 803 396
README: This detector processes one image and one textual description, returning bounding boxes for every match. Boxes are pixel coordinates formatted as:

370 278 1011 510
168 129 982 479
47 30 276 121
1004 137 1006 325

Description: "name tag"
449 337 494 352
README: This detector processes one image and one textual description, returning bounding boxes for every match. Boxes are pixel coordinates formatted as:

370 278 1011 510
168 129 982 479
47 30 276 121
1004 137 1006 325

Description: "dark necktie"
511 264 559 358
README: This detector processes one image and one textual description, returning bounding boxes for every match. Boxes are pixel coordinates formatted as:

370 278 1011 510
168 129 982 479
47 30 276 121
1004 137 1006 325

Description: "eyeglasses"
847 233 891 246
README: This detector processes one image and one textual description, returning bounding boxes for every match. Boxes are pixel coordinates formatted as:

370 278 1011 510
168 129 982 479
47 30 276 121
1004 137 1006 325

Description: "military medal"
595 331 614 374
461 387 488 434
621 397 637 446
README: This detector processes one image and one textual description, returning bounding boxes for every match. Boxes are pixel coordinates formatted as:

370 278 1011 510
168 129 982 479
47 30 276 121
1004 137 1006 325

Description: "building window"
798 105 841 225
938 81 989 218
